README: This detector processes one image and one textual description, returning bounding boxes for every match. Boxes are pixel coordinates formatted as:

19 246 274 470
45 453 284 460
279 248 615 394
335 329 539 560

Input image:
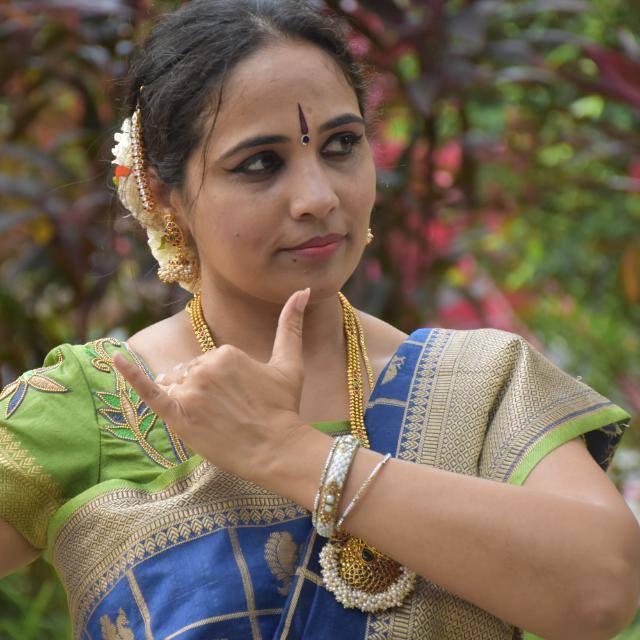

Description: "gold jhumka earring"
366 228 374 245
157 214 200 286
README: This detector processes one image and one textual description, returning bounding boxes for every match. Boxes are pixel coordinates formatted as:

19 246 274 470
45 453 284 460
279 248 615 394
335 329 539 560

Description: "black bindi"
298 103 310 146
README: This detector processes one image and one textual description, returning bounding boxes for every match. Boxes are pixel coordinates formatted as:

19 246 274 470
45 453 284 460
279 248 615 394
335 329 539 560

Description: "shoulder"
1 342 88 420
412 326 541 370
356 315 535 368
356 310 408 374
126 311 194 378
357 310 409 345
0 341 108 550
0 337 150 422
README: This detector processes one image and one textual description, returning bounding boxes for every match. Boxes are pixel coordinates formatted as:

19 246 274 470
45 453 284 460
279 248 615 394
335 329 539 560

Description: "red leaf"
583 45 640 109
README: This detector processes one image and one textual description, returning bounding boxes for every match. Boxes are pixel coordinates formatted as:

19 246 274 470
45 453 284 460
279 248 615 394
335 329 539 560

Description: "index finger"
113 352 182 425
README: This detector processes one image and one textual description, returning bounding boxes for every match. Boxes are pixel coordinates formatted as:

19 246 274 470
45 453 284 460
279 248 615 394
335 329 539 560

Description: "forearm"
264 426 639 640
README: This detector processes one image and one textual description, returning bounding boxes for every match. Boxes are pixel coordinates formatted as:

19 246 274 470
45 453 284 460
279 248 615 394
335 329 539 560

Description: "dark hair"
125 0 369 190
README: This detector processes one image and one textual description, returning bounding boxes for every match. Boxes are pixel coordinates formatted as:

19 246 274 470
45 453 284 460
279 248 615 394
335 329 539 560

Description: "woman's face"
171 40 377 304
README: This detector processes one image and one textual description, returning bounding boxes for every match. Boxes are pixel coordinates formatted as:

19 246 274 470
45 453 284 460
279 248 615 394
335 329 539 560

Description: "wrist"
260 421 333 510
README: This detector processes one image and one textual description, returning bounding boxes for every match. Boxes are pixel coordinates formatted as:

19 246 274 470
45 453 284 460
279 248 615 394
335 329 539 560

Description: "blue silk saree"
0 328 629 639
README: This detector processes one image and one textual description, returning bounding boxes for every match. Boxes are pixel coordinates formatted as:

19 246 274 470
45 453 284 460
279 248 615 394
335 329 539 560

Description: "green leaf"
104 426 136 442
546 43 581 68
537 142 575 167
138 412 156 437
96 391 121 410
570 94 605 120
396 52 420 82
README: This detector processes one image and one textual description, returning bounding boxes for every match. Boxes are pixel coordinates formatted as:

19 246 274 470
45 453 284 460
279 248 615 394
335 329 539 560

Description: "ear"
147 166 173 213
147 167 195 242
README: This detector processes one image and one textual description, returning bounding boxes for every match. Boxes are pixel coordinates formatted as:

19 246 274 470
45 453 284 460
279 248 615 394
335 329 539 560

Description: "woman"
1 1 638 638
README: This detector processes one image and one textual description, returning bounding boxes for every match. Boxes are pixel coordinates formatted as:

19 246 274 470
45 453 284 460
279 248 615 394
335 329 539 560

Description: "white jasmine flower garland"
111 114 200 293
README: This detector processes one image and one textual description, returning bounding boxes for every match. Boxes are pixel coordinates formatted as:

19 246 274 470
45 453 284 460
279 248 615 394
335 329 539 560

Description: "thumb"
269 288 310 375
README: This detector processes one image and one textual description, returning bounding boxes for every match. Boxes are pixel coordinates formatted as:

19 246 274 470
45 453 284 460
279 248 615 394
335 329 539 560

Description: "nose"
288 160 339 221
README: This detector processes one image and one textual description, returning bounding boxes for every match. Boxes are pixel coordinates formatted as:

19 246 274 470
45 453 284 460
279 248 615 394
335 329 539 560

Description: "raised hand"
113 288 311 484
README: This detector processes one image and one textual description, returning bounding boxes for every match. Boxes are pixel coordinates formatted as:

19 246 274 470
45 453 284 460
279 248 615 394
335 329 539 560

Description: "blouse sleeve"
0 344 100 550
477 331 631 486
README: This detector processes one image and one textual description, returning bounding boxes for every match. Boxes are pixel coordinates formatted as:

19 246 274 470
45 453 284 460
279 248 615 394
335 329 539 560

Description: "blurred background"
0 0 638 637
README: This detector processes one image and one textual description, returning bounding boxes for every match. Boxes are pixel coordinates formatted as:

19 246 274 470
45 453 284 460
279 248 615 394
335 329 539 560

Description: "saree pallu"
0 329 630 639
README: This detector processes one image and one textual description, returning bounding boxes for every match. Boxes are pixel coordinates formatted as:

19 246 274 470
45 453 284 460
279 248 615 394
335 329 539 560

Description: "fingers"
155 358 200 386
113 353 182 425
269 288 310 374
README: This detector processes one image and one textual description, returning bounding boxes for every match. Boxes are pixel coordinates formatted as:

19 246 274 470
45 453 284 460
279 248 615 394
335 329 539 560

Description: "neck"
192 278 345 363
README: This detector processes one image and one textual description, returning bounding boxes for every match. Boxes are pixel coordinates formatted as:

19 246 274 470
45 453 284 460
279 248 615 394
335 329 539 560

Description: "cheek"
343 155 377 215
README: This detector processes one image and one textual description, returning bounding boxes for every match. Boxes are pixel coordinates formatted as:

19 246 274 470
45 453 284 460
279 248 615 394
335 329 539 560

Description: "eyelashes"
230 132 365 177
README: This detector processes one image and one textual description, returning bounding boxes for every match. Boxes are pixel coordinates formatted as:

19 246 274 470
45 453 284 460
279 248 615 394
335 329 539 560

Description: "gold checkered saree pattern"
41 329 628 639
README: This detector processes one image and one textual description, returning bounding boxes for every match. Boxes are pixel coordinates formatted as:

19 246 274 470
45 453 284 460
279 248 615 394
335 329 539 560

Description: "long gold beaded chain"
185 290 415 612
337 292 373 447
186 292 216 352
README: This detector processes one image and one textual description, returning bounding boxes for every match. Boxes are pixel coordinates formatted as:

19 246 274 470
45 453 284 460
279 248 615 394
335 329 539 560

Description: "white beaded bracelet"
336 453 392 533
313 435 360 538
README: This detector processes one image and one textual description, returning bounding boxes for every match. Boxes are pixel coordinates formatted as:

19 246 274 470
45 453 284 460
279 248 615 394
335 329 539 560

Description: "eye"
323 132 364 157
233 151 283 176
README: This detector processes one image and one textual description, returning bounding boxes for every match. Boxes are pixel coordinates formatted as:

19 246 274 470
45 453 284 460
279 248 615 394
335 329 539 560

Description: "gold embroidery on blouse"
0 348 69 419
87 338 188 468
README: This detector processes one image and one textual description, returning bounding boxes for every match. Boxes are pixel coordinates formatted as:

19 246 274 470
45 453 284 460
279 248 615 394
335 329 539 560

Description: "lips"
286 233 345 250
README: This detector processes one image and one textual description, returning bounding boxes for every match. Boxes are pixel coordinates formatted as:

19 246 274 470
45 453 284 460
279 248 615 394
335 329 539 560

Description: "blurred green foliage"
0 0 638 637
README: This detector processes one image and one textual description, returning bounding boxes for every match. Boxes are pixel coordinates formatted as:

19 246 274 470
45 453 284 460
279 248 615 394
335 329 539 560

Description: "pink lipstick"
284 233 345 259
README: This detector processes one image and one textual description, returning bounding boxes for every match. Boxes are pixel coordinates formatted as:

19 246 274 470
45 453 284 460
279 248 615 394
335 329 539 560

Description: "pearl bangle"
336 453 392 533
312 437 340 525
313 435 360 538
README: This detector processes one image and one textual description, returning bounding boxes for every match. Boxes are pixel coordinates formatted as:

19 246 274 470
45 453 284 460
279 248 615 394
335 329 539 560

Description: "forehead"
208 41 360 147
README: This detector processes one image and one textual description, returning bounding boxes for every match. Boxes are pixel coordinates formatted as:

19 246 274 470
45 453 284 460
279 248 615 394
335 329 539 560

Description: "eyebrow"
217 113 365 162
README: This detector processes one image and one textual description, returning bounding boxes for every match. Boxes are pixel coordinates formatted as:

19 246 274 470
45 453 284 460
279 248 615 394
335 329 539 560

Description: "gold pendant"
319 534 416 612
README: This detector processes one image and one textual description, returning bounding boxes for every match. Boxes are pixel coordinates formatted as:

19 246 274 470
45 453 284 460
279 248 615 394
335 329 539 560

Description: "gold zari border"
0 427 63 549
52 460 308 637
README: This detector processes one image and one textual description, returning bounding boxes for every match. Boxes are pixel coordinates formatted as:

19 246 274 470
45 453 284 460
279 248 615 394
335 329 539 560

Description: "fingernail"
155 373 166 384
296 288 310 312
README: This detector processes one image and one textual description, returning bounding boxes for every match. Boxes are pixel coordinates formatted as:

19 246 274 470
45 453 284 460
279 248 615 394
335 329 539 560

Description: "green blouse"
0 337 351 551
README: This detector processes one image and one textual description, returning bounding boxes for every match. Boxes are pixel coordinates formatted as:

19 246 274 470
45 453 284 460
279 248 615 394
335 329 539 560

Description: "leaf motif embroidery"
264 531 301 596
0 349 70 419
89 338 185 468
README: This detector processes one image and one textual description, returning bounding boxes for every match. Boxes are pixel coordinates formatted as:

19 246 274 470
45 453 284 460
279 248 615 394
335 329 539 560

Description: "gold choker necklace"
185 291 416 612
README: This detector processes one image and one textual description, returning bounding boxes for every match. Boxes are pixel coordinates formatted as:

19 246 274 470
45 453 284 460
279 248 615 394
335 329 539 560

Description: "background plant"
0 0 638 637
